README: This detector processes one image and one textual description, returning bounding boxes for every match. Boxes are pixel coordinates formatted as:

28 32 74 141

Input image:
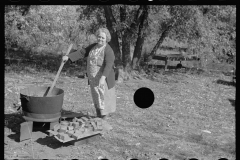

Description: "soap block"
81 117 88 122
61 121 69 126
86 123 94 131
72 122 79 129
57 133 62 139
53 124 61 132
73 117 78 122
60 133 69 141
67 130 74 137
84 128 91 135
68 126 74 131
58 129 65 133
61 125 68 130
90 121 97 131
79 127 85 133
71 133 79 139
74 129 82 134
85 121 91 127
77 118 84 124
59 125 67 133
80 123 85 128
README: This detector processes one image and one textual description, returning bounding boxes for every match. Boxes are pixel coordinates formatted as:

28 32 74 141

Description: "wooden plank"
152 55 167 61
69 134 101 146
153 54 199 62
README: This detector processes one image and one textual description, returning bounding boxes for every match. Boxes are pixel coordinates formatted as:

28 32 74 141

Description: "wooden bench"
151 54 200 71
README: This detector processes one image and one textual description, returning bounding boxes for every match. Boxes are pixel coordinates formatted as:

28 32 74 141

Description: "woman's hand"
62 56 69 63
99 76 106 88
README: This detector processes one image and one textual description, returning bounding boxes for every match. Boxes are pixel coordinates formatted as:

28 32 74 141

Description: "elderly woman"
62 28 116 120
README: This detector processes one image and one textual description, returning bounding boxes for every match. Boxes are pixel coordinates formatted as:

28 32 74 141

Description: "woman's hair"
95 28 111 43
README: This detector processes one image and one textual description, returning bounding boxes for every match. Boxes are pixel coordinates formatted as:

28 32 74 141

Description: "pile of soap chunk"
52 116 111 142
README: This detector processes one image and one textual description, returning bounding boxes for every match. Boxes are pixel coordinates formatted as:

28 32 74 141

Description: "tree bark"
120 5 131 70
103 5 122 66
131 6 149 70
129 5 144 36
147 9 179 60
147 20 176 62
121 5 146 71
103 5 148 75
150 28 171 56
122 31 131 70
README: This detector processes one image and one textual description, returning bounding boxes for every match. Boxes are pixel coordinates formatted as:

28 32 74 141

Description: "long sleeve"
102 45 115 77
68 49 86 62
68 43 97 62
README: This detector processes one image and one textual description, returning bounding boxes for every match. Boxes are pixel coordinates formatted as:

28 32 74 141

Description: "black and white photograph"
4 5 236 160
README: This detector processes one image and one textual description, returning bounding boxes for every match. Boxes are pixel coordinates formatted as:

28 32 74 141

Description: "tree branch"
103 5 117 28
128 5 145 35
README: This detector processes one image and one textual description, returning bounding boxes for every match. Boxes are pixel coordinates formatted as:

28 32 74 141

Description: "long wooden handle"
45 44 73 97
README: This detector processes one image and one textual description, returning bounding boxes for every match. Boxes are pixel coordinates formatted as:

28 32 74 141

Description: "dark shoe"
101 115 111 120
101 115 107 120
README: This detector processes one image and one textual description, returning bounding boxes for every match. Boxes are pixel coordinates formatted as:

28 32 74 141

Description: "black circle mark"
133 87 155 109
188 158 199 160
218 158 229 160
159 158 168 160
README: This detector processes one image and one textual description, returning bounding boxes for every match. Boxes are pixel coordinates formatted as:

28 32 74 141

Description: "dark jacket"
68 43 115 89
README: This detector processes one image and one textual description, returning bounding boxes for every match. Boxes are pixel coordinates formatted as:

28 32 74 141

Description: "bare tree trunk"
122 31 132 71
120 5 131 71
148 18 177 61
132 6 149 70
132 37 144 70
121 5 146 71
149 26 172 57
103 5 148 81
103 5 122 66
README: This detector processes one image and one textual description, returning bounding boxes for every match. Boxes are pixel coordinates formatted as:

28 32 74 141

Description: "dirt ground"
4 67 235 160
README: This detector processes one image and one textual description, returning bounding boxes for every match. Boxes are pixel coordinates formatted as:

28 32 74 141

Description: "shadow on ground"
6 48 235 81
35 136 73 149
5 111 55 143
216 79 236 87
5 112 25 133
5 49 86 77
5 112 25 142
5 108 94 143
228 99 235 107
5 48 205 78
185 132 235 156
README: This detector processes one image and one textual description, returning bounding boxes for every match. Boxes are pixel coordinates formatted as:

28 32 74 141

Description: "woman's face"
97 32 107 46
